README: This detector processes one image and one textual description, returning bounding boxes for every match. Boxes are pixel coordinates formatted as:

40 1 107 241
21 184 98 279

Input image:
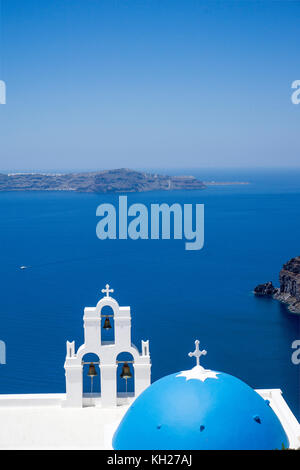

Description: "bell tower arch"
63 284 151 408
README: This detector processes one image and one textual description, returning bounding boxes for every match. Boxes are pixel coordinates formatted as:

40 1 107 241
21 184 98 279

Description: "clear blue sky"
0 0 299 171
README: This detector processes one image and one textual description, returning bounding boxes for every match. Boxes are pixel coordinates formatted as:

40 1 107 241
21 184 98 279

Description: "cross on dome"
101 284 114 298
188 340 207 367
176 339 218 381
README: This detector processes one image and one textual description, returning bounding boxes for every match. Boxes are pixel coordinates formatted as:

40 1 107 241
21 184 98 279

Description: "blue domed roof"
113 366 289 450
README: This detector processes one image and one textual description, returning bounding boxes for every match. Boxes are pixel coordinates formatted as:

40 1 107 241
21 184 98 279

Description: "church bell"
103 316 112 330
87 362 97 377
120 362 132 379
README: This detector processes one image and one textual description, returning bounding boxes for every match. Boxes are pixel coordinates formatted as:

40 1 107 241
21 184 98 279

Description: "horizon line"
2 166 300 174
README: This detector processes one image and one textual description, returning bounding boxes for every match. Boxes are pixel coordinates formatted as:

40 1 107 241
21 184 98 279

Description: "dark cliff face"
274 256 300 313
254 256 300 314
279 257 300 300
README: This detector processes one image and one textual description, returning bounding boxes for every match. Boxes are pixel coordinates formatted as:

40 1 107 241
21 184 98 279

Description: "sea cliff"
273 257 300 313
254 256 300 314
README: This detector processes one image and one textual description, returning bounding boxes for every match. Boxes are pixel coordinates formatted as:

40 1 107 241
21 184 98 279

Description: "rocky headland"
254 281 277 296
254 256 300 314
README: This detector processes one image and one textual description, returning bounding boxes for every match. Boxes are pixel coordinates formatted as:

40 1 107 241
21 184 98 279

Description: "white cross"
101 284 114 297
188 340 207 367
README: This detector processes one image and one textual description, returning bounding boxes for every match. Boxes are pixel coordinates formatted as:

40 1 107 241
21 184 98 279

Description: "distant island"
0 169 248 193
254 256 300 314
204 181 249 186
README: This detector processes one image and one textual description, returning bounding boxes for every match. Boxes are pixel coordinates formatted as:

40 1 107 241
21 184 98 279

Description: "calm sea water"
0 168 299 418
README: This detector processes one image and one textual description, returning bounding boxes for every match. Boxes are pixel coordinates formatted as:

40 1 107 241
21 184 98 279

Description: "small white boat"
19 266 28 270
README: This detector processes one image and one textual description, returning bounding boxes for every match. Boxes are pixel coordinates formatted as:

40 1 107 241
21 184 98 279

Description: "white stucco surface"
0 394 133 450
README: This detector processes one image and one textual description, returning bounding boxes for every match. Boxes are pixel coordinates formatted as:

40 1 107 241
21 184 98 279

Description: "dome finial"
188 339 207 367
177 339 218 381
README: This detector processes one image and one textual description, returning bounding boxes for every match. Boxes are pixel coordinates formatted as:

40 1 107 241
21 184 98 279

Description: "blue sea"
0 168 299 419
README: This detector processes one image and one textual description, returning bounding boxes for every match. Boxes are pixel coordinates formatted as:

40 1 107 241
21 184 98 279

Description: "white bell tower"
63 284 151 408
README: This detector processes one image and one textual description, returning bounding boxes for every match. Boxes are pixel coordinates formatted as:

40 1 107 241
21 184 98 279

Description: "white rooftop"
0 394 133 450
0 390 299 450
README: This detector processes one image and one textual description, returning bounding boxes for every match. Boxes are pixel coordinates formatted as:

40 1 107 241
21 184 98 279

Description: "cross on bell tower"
101 284 114 298
188 340 207 367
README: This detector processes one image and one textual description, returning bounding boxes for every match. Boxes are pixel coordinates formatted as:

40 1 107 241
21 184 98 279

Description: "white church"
0 285 299 450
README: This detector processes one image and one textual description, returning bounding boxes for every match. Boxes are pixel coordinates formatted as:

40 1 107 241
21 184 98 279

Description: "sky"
0 0 299 171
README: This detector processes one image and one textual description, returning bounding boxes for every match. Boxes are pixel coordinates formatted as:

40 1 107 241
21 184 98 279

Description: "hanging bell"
103 316 112 330
87 362 97 377
120 362 132 379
